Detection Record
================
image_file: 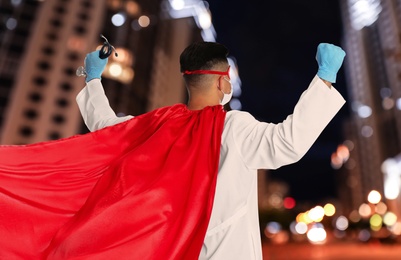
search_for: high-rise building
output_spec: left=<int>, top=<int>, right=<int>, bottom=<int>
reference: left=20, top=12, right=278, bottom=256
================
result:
left=0, top=0, right=42, bottom=138
left=339, top=0, right=401, bottom=216
left=0, top=0, right=232, bottom=144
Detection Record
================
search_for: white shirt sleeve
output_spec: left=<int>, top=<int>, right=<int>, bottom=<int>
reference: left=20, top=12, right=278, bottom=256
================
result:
left=227, top=75, right=346, bottom=170
left=76, top=79, right=134, bottom=132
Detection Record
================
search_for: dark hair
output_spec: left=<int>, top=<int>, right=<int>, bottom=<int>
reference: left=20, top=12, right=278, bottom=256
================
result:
left=180, top=42, right=229, bottom=87
left=180, top=41, right=229, bottom=73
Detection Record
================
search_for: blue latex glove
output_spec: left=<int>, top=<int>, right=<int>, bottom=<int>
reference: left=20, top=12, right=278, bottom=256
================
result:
left=316, top=43, right=346, bottom=83
left=84, top=50, right=108, bottom=82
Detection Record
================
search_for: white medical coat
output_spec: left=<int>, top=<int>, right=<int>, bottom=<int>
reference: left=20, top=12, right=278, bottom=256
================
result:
left=76, top=75, right=345, bottom=260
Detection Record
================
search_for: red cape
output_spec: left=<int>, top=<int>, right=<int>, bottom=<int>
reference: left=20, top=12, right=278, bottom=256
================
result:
left=0, top=104, right=226, bottom=259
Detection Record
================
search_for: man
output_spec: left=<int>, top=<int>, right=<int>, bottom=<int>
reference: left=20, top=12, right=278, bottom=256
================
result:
left=75, top=41, right=346, bottom=259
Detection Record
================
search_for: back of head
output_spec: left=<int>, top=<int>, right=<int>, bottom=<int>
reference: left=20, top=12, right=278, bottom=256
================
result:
left=180, top=42, right=229, bottom=88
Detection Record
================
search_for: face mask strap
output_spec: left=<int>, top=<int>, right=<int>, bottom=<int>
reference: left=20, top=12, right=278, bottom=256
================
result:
left=183, top=66, right=230, bottom=79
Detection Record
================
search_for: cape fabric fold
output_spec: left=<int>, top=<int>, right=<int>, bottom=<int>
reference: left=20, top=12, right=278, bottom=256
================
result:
left=0, top=104, right=226, bottom=260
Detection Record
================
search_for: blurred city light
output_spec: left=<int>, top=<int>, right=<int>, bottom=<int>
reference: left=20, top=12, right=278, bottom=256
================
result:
left=367, top=190, right=381, bottom=204
left=111, top=13, right=126, bottom=27
left=331, top=143, right=351, bottom=169
left=396, top=98, right=401, bottom=110
left=370, top=214, right=382, bottom=231
left=170, top=0, right=185, bottom=10
left=283, top=197, right=296, bottom=209
left=307, top=224, right=327, bottom=244
left=354, top=103, right=372, bottom=118
left=294, top=222, right=308, bottom=235
left=138, top=15, right=151, bottom=27
left=266, top=222, right=282, bottom=235
left=197, top=9, right=212, bottom=30
left=361, top=125, right=373, bottom=137
left=336, top=145, right=350, bottom=161
left=382, top=97, right=395, bottom=110
left=11, top=0, right=22, bottom=6
left=358, top=229, right=371, bottom=242
left=125, top=1, right=141, bottom=16
left=359, top=203, right=371, bottom=218
left=375, top=202, right=387, bottom=215
left=381, top=156, right=401, bottom=200
left=109, top=63, right=123, bottom=77
left=383, top=212, right=397, bottom=226
left=335, top=216, right=349, bottom=231
left=165, top=0, right=217, bottom=41
left=229, top=98, right=242, bottom=110
left=6, top=18, right=17, bottom=30
left=323, top=203, right=336, bottom=217
left=349, top=210, right=362, bottom=223
left=331, top=151, right=344, bottom=169
left=343, top=140, right=355, bottom=151
left=308, top=206, right=325, bottom=222
left=348, top=0, right=382, bottom=30
left=380, top=87, right=392, bottom=98
left=296, top=212, right=313, bottom=224
left=390, top=222, right=401, bottom=235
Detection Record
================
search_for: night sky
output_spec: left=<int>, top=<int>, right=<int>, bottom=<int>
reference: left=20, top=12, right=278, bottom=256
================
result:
left=208, top=0, right=350, bottom=204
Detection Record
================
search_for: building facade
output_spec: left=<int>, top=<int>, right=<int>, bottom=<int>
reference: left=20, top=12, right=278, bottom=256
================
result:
left=339, top=0, right=401, bottom=217
left=0, top=0, right=219, bottom=144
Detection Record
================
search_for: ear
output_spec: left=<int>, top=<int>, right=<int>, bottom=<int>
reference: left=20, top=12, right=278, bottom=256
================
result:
left=217, top=76, right=224, bottom=90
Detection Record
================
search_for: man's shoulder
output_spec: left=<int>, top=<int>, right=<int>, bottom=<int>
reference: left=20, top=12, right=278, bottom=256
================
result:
left=225, top=110, right=256, bottom=125
left=226, top=110, right=254, bottom=119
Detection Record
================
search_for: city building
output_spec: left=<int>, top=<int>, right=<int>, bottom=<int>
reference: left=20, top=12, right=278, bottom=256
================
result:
left=0, top=0, right=240, bottom=144
left=338, top=0, right=401, bottom=218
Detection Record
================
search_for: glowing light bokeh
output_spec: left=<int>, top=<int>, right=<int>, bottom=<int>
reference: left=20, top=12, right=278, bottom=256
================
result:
left=197, top=10, right=212, bottom=30
left=283, top=197, right=296, bottom=209
left=266, top=222, right=282, bottom=234
left=382, top=157, right=401, bottom=200
left=383, top=212, right=397, bottom=226
left=111, top=13, right=126, bottom=27
left=307, top=225, right=327, bottom=244
left=324, top=203, right=336, bottom=217
left=358, top=229, right=371, bottom=241
left=359, top=203, right=371, bottom=218
left=294, top=222, right=308, bottom=235
left=391, top=222, right=401, bottom=235
left=382, top=98, right=395, bottom=110
left=375, top=202, right=387, bottom=215
left=348, top=0, right=382, bottom=30
left=229, top=98, right=242, bottom=111
left=308, top=206, right=325, bottom=222
left=361, top=125, right=373, bottom=137
left=357, top=105, right=372, bottom=118
left=138, top=15, right=150, bottom=27
left=349, top=210, right=361, bottom=223
left=170, top=0, right=185, bottom=10
left=370, top=214, right=382, bottom=231
left=335, top=216, right=349, bottom=231
left=367, top=190, right=381, bottom=204
left=336, top=145, right=350, bottom=162
left=109, top=63, right=123, bottom=77
left=6, top=18, right=17, bottom=30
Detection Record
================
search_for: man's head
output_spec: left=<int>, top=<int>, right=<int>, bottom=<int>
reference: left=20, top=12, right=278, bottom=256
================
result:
left=180, top=42, right=233, bottom=109
left=180, top=41, right=229, bottom=88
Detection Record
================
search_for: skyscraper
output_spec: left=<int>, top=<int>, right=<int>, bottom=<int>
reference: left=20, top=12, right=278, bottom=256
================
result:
left=0, top=0, right=226, bottom=144
left=339, top=0, right=401, bottom=216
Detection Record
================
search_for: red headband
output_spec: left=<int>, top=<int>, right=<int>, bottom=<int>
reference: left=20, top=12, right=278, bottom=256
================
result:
left=183, top=66, right=230, bottom=79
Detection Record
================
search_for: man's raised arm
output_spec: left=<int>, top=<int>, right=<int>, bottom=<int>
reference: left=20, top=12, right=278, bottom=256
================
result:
left=76, top=51, right=133, bottom=132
